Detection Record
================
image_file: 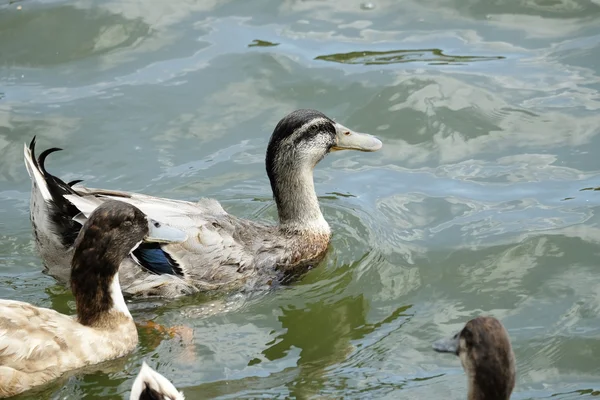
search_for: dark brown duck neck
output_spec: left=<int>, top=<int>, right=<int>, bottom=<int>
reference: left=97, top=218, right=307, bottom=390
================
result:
left=71, top=224, right=132, bottom=328
left=468, top=376, right=513, bottom=400
left=467, top=348, right=515, bottom=400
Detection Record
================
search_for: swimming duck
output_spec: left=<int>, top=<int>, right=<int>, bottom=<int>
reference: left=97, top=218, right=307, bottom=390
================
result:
left=433, top=316, right=516, bottom=400
left=130, top=361, right=184, bottom=400
left=24, top=109, right=382, bottom=298
left=0, top=200, right=185, bottom=398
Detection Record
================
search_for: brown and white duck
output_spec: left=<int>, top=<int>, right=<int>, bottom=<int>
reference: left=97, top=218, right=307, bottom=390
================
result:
left=0, top=200, right=185, bottom=398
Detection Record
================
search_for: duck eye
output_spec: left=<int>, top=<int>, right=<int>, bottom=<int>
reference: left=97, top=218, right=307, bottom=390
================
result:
left=344, top=131, right=350, bottom=136
left=154, top=221, right=161, bottom=228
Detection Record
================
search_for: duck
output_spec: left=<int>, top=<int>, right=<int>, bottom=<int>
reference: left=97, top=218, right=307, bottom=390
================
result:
left=24, top=109, right=383, bottom=298
left=130, top=361, right=184, bottom=400
left=0, top=200, right=186, bottom=398
left=432, top=316, right=516, bottom=400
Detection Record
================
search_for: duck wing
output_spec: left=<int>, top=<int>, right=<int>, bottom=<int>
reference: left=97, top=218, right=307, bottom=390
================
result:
left=67, top=187, right=226, bottom=229
left=64, top=190, right=267, bottom=291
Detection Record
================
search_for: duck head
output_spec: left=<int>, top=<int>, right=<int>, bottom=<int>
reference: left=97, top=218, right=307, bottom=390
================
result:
left=71, top=200, right=186, bottom=327
left=433, top=316, right=516, bottom=400
left=265, top=109, right=382, bottom=231
left=130, top=361, right=185, bottom=400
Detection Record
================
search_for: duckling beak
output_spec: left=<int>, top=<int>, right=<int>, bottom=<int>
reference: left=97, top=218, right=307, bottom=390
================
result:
left=331, top=122, right=383, bottom=152
left=433, top=333, right=460, bottom=355
left=146, top=218, right=188, bottom=243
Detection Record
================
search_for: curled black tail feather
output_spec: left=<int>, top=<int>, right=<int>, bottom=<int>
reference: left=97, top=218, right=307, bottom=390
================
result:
left=38, top=147, right=63, bottom=174
left=29, top=137, right=83, bottom=247
left=68, top=179, right=84, bottom=187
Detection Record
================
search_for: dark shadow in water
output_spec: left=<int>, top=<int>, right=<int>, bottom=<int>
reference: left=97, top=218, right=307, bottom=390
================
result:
left=248, top=39, right=279, bottom=47
left=551, top=388, right=600, bottom=397
left=561, top=186, right=600, bottom=201
left=326, top=191, right=357, bottom=198
left=315, top=49, right=505, bottom=66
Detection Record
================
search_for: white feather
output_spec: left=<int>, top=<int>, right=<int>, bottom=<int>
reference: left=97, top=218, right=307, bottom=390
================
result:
left=23, top=142, right=52, bottom=202
left=109, top=272, right=131, bottom=318
left=130, top=361, right=185, bottom=400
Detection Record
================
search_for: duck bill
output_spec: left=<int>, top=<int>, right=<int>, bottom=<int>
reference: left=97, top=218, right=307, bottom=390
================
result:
left=432, top=333, right=460, bottom=355
left=146, top=218, right=187, bottom=243
left=331, top=122, right=383, bottom=152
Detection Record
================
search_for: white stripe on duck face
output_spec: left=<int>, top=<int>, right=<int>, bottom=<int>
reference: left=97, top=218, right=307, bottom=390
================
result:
left=279, top=117, right=331, bottom=147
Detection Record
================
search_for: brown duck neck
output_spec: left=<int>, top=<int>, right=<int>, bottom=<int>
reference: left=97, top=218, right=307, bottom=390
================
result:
left=468, top=371, right=513, bottom=400
left=71, top=247, right=132, bottom=328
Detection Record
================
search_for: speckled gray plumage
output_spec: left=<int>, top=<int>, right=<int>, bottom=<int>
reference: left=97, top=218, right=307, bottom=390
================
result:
left=24, top=109, right=381, bottom=298
left=61, top=190, right=329, bottom=297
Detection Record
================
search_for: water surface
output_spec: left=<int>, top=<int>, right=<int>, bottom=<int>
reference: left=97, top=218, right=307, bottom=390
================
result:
left=1, top=0, right=600, bottom=398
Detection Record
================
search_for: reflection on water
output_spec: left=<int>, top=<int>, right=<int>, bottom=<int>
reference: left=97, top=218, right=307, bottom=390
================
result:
left=315, top=49, right=505, bottom=66
left=2, top=0, right=600, bottom=398
left=248, top=39, right=279, bottom=47
left=179, top=291, right=412, bottom=399
left=261, top=296, right=410, bottom=398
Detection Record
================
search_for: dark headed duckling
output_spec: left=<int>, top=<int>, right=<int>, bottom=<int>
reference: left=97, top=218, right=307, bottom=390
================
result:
left=433, top=316, right=516, bottom=400
left=0, top=200, right=185, bottom=398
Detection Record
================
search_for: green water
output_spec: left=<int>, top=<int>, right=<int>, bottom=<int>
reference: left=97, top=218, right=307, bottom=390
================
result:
left=1, top=0, right=600, bottom=398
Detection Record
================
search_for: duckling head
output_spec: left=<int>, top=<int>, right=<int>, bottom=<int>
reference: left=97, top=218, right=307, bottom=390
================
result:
left=266, top=109, right=382, bottom=229
left=130, top=361, right=185, bottom=400
left=71, top=200, right=186, bottom=326
left=433, top=316, right=516, bottom=400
